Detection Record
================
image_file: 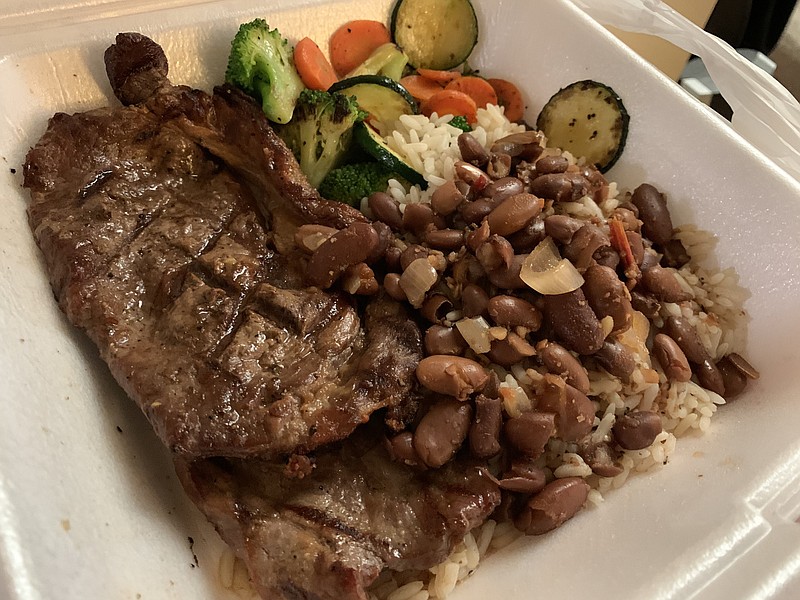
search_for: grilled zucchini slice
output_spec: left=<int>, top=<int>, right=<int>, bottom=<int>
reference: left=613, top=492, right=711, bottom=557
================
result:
left=390, top=0, right=478, bottom=70
left=536, top=80, right=629, bottom=173
left=329, top=75, right=418, bottom=126
left=353, top=121, right=428, bottom=188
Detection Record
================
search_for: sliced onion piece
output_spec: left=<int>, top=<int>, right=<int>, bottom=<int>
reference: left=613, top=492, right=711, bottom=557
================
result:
left=456, top=316, right=492, bottom=354
left=399, top=258, right=438, bottom=308
left=521, top=237, right=584, bottom=295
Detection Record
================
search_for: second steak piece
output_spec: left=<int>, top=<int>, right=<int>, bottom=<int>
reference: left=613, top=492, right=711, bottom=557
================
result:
left=177, top=425, right=501, bottom=600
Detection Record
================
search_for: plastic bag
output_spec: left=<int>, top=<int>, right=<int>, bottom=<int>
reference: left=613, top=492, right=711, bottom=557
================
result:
left=571, top=0, right=800, bottom=183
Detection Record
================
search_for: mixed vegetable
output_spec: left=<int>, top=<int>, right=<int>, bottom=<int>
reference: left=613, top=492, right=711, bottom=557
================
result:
left=223, top=0, right=629, bottom=205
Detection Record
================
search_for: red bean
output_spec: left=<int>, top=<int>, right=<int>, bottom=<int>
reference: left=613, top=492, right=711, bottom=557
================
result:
left=535, top=155, right=569, bottom=175
left=413, top=398, right=473, bottom=468
left=424, top=228, right=465, bottom=251
left=530, top=173, right=589, bottom=202
left=457, top=132, right=490, bottom=167
left=543, top=289, right=605, bottom=355
left=402, top=202, right=437, bottom=234
left=487, top=332, right=536, bottom=367
left=384, top=246, right=402, bottom=272
left=416, top=355, right=489, bottom=400
left=652, top=333, right=692, bottom=382
left=487, top=295, right=542, bottom=329
left=486, top=193, right=543, bottom=237
left=626, top=231, right=645, bottom=266
left=368, top=192, right=403, bottom=230
left=487, top=254, right=526, bottom=290
left=538, top=377, right=595, bottom=442
left=504, top=411, right=556, bottom=458
left=460, top=198, right=495, bottom=225
left=424, top=325, right=468, bottom=356
left=662, top=316, right=710, bottom=364
left=631, top=183, right=673, bottom=245
left=544, top=214, right=582, bottom=244
left=420, top=294, right=453, bottom=323
left=461, top=283, right=489, bottom=317
left=469, top=395, right=503, bottom=459
left=366, top=222, right=392, bottom=264
left=537, top=341, right=590, bottom=395
left=726, top=353, right=759, bottom=379
left=498, top=460, right=547, bottom=494
left=661, top=238, right=691, bottom=268
left=641, top=266, right=692, bottom=303
left=490, top=131, right=543, bottom=160
left=383, top=273, right=407, bottom=301
left=507, top=218, right=546, bottom=253
left=487, top=152, right=511, bottom=179
left=578, top=441, right=623, bottom=477
left=400, top=244, right=428, bottom=271
left=562, top=224, right=609, bottom=270
left=583, top=264, right=632, bottom=335
left=612, top=411, right=662, bottom=450
left=514, top=477, right=590, bottom=535
left=455, top=161, right=490, bottom=191
left=696, top=358, right=726, bottom=396
left=306, top=222, right=378, bottom=288
left=716, top=356, right=748, bottom=399
left=594, top=340, right=636, bottom=382
left=476, top=235, right=514, bottom=272
left=431, top=180, right=466, bottom=216
left=482, top=176, right=524, bottom=203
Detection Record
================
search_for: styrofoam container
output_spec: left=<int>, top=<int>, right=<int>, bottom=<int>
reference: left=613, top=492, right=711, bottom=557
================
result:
left=2, top=1, right=800, bottom=599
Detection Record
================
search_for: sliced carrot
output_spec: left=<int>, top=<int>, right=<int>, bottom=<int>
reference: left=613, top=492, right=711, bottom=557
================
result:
left=417, top=68, right=462, bottom=84
left=294, top=37, right=338, bottom=91
left=609, top=218, right=640, bottom=280
left=421, top=89, right=478, bottom=124
left=487, top=78, right=525, bottom=122
left=445, top=76, right=498, bottom=109
left=329, top=20, right=391, bottom=77
left=400, top=75, right=444, bottom=102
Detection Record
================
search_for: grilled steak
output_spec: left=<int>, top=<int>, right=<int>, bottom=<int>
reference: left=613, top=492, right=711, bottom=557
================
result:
left=22, top=33, right=500, bottom=600
left=177, top=425, right=500, bottom=600
left=22, top=33, right=421, bottom=459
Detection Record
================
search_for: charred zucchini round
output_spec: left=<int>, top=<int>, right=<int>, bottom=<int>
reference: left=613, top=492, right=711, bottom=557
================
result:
left=329, top=75, right=418, bottom=126
left=536, top=80, right=629, bottom=173
left=353, top=121, right=428, bottom=188
left=390, top=0, right=479, bottom=70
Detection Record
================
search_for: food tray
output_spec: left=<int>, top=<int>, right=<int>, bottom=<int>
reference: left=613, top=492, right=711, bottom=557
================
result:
left=2, top=0, right=800, bottom=598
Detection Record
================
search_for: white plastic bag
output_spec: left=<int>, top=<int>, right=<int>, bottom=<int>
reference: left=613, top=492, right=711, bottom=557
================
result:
left=571, top=0, right=800, bottom=183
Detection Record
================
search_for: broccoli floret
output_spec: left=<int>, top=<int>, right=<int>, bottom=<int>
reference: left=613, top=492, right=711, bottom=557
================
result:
left=279, top=90, right=368, bottom=188
left=449, top=115, right=472, bottom=132
left=318, top=162, right=398, bottom=206
left=225, top=19, right=304, bottom=125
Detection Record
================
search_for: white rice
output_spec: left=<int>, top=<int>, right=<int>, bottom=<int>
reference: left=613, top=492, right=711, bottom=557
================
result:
left=379, top=105, right=525, bottom=206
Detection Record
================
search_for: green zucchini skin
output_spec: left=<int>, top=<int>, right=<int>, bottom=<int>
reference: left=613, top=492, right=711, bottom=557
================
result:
left=390, top=0, right=479, bottom=70
left=536, top=80, right=629, bottom=173
left=354, top=122, right=428, bottom=189
left=328, top=75, right=418, bottom=125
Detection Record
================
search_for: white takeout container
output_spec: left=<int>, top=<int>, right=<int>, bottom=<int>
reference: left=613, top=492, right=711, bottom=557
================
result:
left=3, top=1, right=800, bottom=599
